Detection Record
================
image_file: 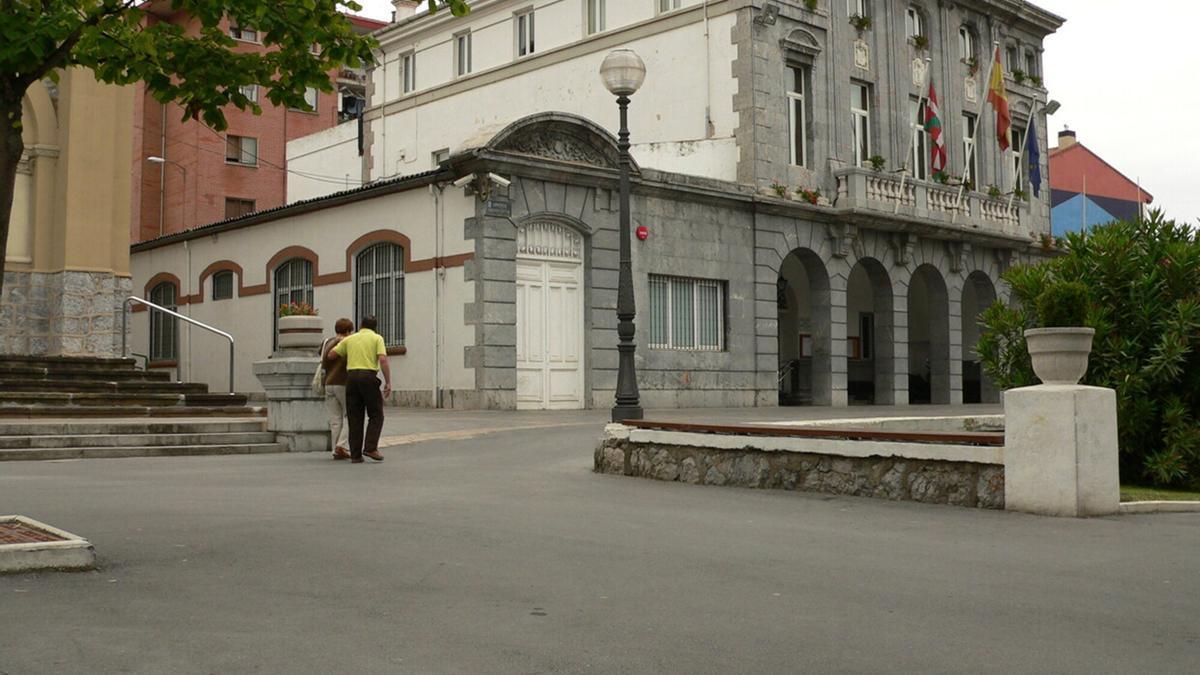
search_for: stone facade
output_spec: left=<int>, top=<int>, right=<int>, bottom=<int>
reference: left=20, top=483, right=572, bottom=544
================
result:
left=0, top=271, right=131, bottom=357
left=595, top=436, right=1005, bottom=510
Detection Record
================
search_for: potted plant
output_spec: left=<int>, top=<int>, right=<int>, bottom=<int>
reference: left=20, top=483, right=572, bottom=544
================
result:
left=769, top=180, right=788, bottom=198
left=277, top=302, right=323, bottom=350
left=849, top=13, right=871, bottom=31
left=964, top=56, right=979, bottom=76
left=1029, top=74, right=1043, bottom=87
left=911, top=34, right=929, bottom=50
left=1024, top=281, right=1094, bottom=385
left=793, top=187, right=822, bottom=205
left=867, top=155, right=886, bottom=172
left=1011, top=68, right=1027, bottom=85
left=987, top=184, right=1003, bottom=199
left=803, top=0, right=818, bottom=10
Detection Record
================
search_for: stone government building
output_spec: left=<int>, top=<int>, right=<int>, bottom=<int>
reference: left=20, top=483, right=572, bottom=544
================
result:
left=128, top=0, right=1064, bottom=409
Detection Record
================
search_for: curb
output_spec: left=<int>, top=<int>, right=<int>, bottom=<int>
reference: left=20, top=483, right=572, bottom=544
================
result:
left=1119, top=500, right=1200, bottom=514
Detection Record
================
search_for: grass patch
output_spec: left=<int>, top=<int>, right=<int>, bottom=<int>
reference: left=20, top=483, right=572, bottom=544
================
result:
left=1120, top=485, right=1200, bottom=502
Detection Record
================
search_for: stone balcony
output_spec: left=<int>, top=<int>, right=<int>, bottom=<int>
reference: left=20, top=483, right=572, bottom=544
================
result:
left=833, top=167, right=1031, bottom=240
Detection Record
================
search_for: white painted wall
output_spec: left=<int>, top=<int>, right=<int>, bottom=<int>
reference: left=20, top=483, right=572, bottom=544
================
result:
left=286, top=122, right=363, bottom=203
left=131, top=185, right=477, bottom=396
left=370, top=1, right=739, bottom=182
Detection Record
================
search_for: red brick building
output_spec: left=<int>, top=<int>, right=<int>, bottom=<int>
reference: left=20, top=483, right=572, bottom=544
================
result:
left=130, top=5, right=384, bottom=243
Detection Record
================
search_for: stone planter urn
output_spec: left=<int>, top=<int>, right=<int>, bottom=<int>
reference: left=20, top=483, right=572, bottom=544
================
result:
left=277, top=315, right=323, bottom=350
left=1024, top=327, right=1095, bottom=385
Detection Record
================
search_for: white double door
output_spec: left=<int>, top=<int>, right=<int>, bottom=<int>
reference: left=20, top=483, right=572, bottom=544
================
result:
left=515, top=227, right=585, bottom=409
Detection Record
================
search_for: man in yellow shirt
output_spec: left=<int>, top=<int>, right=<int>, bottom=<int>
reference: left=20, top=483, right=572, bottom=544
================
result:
left=329, top=315, right=392, bottom=463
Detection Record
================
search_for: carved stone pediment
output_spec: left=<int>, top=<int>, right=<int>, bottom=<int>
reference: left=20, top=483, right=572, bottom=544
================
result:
left=489, top=114, right=628, bottom=172
left=782, top=29, right=822, bottom=64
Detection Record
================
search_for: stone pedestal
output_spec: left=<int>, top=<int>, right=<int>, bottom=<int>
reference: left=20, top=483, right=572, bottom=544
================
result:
left=1004, top=384, right=1119, bottom=517
left=253, top=350, right=328, bottom=453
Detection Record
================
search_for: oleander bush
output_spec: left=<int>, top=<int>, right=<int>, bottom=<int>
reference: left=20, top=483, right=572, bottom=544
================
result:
left=977, top=212, right=1200, bottom=488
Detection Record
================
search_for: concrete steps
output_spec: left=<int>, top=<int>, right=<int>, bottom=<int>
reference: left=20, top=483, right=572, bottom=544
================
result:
left=0, top=419, right=284, bottom=461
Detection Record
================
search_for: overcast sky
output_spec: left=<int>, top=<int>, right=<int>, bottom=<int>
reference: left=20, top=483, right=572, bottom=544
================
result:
left=353, top=0, right=1200, bottom=224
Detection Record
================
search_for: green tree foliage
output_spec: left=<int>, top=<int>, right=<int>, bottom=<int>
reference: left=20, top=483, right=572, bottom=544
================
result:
left=978, top=212, right=1200, bottom=488
left=0, top=0, right=468, bottom=296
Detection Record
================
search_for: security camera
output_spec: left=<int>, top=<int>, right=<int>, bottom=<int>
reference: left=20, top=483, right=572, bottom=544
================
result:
left=451, top=174, right=474, bottom=188
left=486, top=173, right=511, bottom=189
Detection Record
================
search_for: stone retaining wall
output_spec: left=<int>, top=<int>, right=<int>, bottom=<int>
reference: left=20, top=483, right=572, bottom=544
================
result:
left=595, top=437, right=1005, bottom=509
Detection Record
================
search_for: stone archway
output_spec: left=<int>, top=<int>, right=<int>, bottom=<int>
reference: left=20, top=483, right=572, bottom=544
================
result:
left=907, top=264, right=951, bottom=404
left=777, top=248, right=831, bottom=405
left=846, top=257, right=895, bottom=405
left=961, top=270, right=999, bottom=404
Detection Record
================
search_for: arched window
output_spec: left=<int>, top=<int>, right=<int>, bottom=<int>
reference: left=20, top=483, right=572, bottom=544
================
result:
left=273, top=258, right=314, bottom=348
left=355, top=243, right=405, bottom=346
left=149, top=282, right=178, bottom=361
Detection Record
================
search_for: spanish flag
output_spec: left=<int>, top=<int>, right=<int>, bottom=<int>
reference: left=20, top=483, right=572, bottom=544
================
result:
left=987, top=45, right=1011, bottom=151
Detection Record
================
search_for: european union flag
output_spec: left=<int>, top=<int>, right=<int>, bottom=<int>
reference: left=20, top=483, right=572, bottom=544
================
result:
left=1026, top=116, right=1041, bottom=197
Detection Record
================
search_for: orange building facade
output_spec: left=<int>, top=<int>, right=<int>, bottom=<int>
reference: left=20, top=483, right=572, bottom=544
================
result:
left=130, top=6, right=384, bottom=243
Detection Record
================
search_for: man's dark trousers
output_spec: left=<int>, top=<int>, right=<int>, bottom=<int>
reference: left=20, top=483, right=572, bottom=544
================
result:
left=346, top=370, right=384, bottom=460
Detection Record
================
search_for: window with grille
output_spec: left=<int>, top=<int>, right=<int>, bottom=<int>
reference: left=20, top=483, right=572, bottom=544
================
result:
left=851, top=82, right=872, bottom=167
left=355, top=243, right=405, bottom=347
left=212, top=271, right=234, bottom=301
left=516, top=10, right=535, bottom=57
left=788, top=67, right=809, bottom=168
left=648, top=275, right=724, bottom=351
left=909, top=96, right=929, bottom=180
left=273, top=258, right=314, bottom=349
left=225, top=135, right=258, bottom=165
left=149, top=282, right=178, bottom=361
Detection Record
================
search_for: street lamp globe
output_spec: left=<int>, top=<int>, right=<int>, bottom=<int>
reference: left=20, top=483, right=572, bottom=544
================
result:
left=599, top=49, right=646, bottom=97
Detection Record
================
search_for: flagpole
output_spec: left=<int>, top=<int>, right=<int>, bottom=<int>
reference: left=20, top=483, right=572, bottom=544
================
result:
left=1136, top=177, right=1143, bottom=219
left=894, top=56, right=933, bottom=214
left=952, top=40, right=1000, bottom=224
left=1081, top=174, right=1087, bottom=229
left=1006, top=102, right=1038, bottom=212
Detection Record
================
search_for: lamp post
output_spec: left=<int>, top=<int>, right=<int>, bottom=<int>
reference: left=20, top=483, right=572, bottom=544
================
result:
left=146, top=155, right=188, bottom=236
left=600, top=49, right=646, bottom=423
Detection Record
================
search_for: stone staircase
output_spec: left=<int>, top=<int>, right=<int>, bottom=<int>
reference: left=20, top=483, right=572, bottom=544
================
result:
left=0, top=355, right=283, bottom=460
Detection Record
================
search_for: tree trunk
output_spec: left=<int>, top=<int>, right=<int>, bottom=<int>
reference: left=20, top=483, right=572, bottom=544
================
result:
left=0, top=94, right=26, bottom=300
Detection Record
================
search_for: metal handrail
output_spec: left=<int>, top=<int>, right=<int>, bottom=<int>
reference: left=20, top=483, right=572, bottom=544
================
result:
left=121, top=296, right=235, bottom=393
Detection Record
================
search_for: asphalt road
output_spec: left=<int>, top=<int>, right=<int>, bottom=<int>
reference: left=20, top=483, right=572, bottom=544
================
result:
left=1, top=408, right=1197, bottom=674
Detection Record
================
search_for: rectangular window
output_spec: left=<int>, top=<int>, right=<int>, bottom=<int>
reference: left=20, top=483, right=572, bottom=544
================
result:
left=356, top=244, right=406, bottom=347
left=224, top=197, right=256, bottom=219
left=587, top=0, right=606, bottom=34
left=788, top=67, right=808, bottom=168
left=962, top=112, right=978, bottom=187
left=847, top=0, right=866, bottom=16
left=432, top=148, right=450, bottom=167
left=516, top=10, right=535, bottom=57
left=149, top=283, right=178, bottom=362
left=225, top=135, right=258, bottom=166
left=905, top=7, right=924, bottom=39
left=229, top=26, right=257, bottom=42
left=291, top=87, right=318, bottom=112
left=958, top=26, right=975, bottom=62
left=648, top=275, right=724, bottom=351
left=851, top=82, right=872, bottom=167
left=1005, top=45, right=1019, bottom=74
left=1024, top=50, right=1038, bottom=77
left=859, top=313, right=874, bottom=360
left=238, top=84, right=257, bottom=103
left=456, top=32, right=472, bottom=76
left=659, top=0, right=681, bottom=12
left=401, top=52, right=416, bottom=93
left=212, top=271, right=234, bottom=301
left=1011, top=126, right=1026, bottom=192
left=909, top=96, right=929, bottom=180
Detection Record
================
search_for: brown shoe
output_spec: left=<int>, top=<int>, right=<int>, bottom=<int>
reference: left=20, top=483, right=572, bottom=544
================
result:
left=332, top=447, right=351, bottom=460
left=350, top=457, right=364, bottom=464
left=363, top=450, right=384, bottom=462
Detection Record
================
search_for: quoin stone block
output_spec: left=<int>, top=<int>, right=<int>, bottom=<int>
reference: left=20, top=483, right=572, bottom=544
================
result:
left=1003, top=385, right=1120, bottom=517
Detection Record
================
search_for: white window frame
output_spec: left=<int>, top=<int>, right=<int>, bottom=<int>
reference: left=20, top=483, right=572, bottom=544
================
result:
left=455, top=31, right=472, bottom=77
left=847, top=0, right=866, bottom=17
left=962, top=112, right=978, bottom=187
left=905, top=7, right=924, bottom=40
left=225, top=135, right=258, bottom=166
left=149, top=282, right=178, bottom=361
left=851, top=82, right=872, bottom=167
left=229, top=26, right=258, bottom=43
left=586, top=0, right=606, bottom=34
left=1024, top=49, right=1038, bottom=77
left=1005, top=44, right=1019, bottom=74
left=909, top=96, right=929, bottom=181
left=648, top=275, right=725, bottom=352
left=958, top=26, right=975, bottom=62
left=238, top=84, right=257, bottom=103
left=355, top=243, right=406, bottom=347
left=787, top=66, right=808, bottom=168
left=432, top=148, right=450, bottom=168
left=290, top=86, right=318, bottom=113
left=659, top=0, right=681, bottom=14
left=401, top=52, right=416, bottom=94
left=516, top=9, right=536, bottom=58
left=1011, top=125, right=1026, bottom=192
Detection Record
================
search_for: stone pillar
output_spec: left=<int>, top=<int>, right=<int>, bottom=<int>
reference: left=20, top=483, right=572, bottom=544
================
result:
left=1004, top=385, right=1120, bottom=517
left=947, top=289, right=964, bottom=405
left=253, top=335, right=329, bottom=453
left=889, top=283, right=910, bottom=406
left=827, top=279, right=848, bottom=407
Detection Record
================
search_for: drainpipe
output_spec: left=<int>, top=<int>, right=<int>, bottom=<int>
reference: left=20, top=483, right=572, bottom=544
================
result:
left=159, top=103, right=167, bottom=237
left=703, top=0, right=714, bottom=138
left=431, top=181, right=445, bottom=408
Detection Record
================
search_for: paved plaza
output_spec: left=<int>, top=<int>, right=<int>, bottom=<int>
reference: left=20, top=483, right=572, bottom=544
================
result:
left=1, top=407, right=1197, bottom=673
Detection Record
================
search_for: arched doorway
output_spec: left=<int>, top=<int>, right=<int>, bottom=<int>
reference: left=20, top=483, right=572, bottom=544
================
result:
left=846, top=257, right=895, bottom=404
left=961, top=271, right=999, bottom=403
left=777, top=249, right=830, bottom=405
left=907, top=264, right=950, bottom=404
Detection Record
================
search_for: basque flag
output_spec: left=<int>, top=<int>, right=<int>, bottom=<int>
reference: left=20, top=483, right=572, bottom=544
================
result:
left=1025, top=115, right=1041, bottom=197
left=924, top=82, right=947, bottom=180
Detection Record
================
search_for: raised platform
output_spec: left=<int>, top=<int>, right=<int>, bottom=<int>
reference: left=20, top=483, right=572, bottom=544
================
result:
left=0, top=515, right=95, bottom=574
